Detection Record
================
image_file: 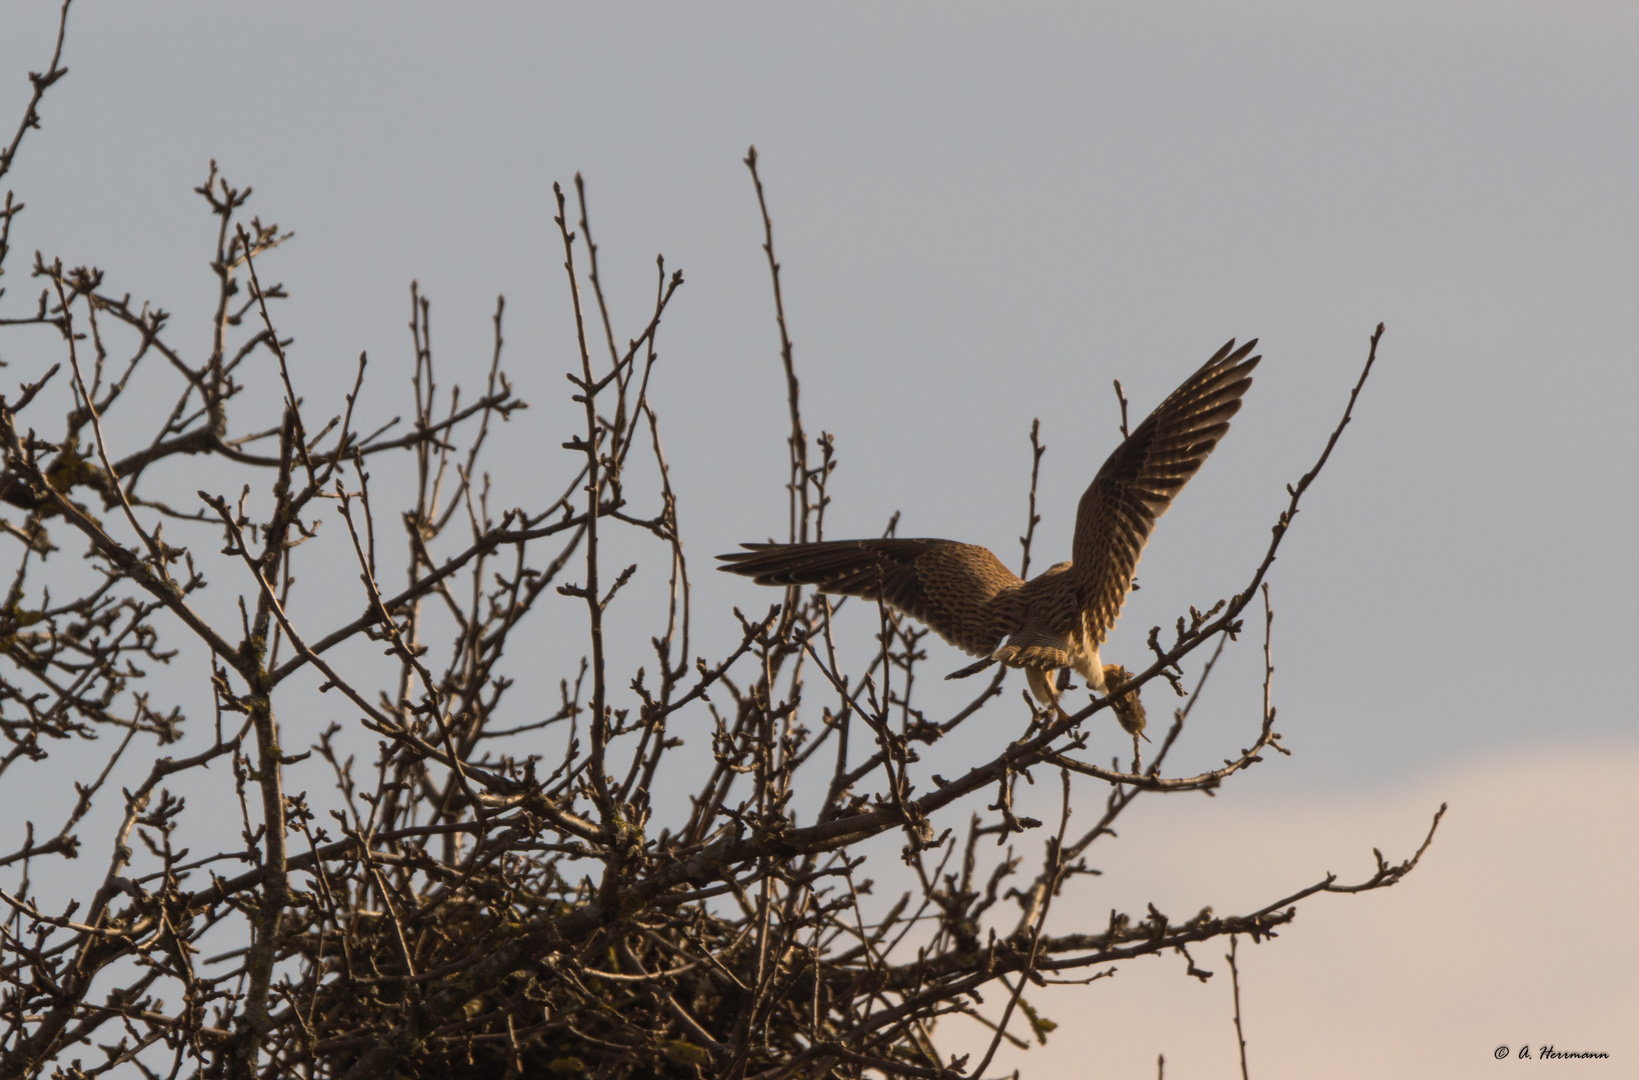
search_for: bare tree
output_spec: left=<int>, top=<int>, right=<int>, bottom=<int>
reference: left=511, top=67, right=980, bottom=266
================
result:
left=0, top=8, right=1440, bottom=1079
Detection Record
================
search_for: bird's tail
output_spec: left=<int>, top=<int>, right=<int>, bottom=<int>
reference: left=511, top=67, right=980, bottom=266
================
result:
left=946, top=643, right=1021, bottom=681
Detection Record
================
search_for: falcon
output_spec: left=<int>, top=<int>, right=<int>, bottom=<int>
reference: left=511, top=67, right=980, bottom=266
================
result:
left=718, top=339, right=1260, bottom=736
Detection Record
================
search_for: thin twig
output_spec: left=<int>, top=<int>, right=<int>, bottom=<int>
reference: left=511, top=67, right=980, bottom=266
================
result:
left=1228, top=935, right=1250, bottom=1080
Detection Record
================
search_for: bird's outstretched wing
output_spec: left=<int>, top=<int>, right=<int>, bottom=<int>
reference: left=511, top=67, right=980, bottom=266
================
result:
left=716, top=538, right=1023, bottom=657
left=1071, top=338, right=1260, bottom=644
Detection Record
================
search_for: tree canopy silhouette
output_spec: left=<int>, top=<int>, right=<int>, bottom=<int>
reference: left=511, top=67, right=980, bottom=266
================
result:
left=0, top=7, right=1439, bottom=1079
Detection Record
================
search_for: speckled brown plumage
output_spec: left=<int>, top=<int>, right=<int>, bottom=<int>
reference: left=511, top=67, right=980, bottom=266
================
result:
left=718, top=338, right=1260, bottom=733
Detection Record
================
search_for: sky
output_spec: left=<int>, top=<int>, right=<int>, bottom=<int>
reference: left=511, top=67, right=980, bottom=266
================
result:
left=2, top=2, right=1635, bottom=1075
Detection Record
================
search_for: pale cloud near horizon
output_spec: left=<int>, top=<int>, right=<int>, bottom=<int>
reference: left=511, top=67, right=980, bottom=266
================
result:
left=945, top=742, right=1639, bottom=1077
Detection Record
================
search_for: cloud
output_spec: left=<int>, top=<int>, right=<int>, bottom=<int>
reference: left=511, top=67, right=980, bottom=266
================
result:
left=943, top=742, right=1639, bottom=1078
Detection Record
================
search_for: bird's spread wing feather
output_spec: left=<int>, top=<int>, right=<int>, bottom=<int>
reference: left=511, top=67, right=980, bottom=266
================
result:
left=716, top=538, right=1023, bottom=657
left=1071, top=338, right=1260, bottom=643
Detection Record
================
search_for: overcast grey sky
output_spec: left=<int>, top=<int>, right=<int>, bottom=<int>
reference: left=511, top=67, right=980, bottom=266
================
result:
left=3, top=3, right=1635, bottom=1074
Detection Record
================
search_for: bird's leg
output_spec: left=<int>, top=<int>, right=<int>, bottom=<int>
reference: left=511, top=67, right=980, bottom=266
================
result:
left=1025, top=666, right=1073, bottom=723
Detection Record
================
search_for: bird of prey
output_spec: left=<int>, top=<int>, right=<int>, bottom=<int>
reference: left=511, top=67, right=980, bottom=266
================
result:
left=717, top=339, right=1260, bottom=736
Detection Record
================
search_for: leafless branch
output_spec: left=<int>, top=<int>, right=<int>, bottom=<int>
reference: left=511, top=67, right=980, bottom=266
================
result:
left=0, top=30, right=1427, bottom=1077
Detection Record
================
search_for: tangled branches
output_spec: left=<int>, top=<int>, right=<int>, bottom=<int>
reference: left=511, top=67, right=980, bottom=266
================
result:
left=0, top=12, right=1439, bottom=1079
